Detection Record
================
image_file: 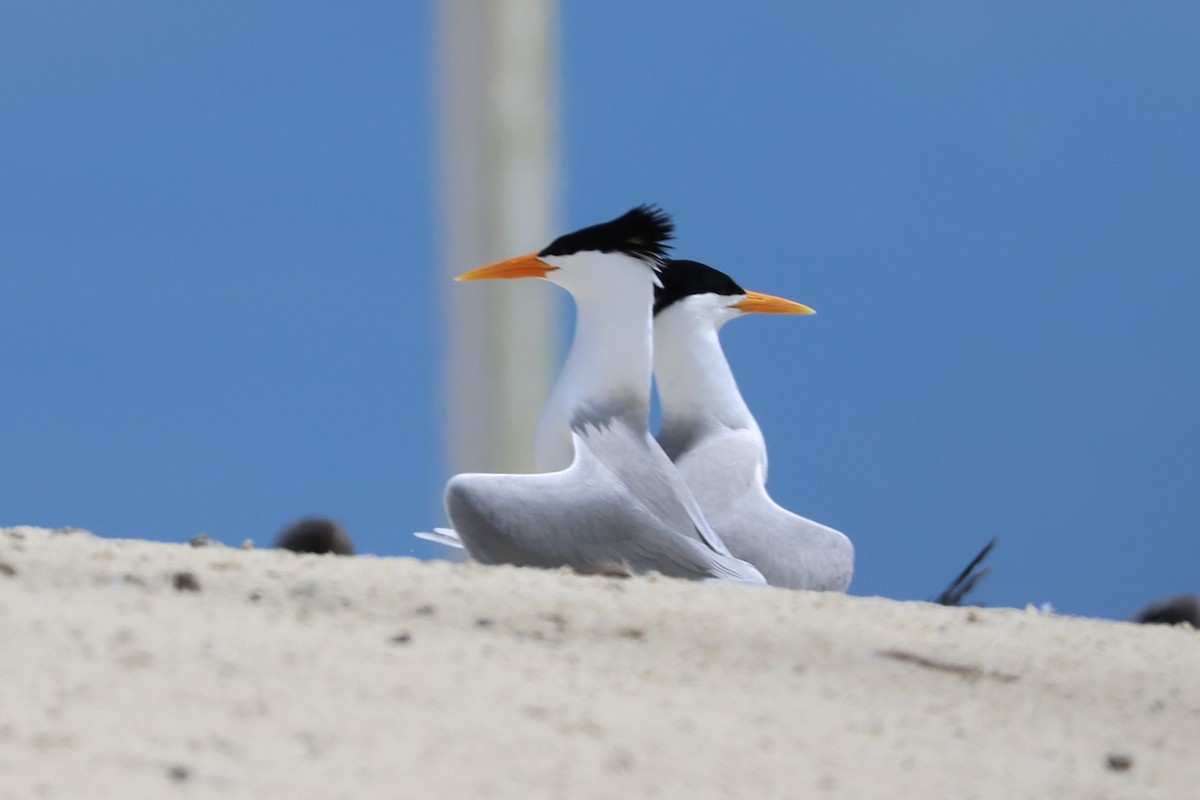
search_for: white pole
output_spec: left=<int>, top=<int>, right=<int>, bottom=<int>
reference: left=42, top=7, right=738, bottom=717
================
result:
left=435, top=0, right=561, bottom=477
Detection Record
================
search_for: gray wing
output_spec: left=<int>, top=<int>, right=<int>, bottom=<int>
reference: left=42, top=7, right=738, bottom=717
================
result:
left=673, top=428, right=852, bottom=591
left=444, top=417, right=764, bottom=584
left=714, top=483, right=854, bottom=591
left=575, top=411, right=737, bottom=559
left=668, top=427, right=766, bottom=517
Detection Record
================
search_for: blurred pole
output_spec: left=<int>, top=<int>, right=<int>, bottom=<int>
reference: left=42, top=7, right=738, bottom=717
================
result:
left=435, top=0, right=561, bottom=476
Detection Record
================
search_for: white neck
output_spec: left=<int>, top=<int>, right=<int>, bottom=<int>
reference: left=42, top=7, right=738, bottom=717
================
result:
left=654, top=301, right=760, bottom=439
left=534, top=256, right=655, bottom=472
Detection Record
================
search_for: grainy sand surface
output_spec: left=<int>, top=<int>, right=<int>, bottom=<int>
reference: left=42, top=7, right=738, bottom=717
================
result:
left=1, top=526, right=1196, bottom=799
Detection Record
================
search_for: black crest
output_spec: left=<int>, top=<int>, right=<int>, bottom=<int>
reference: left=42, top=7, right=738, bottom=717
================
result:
left=538, top=205, right=674, bottom=265
left=653, top=259, right=746, bottom=316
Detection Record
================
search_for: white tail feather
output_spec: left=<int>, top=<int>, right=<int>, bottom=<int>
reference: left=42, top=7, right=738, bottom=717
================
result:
left=413, top=527, right=464, bottom=549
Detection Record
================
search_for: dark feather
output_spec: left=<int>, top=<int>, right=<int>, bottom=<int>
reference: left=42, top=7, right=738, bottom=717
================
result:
left=539, top=205, right=673, bottom=265
left=933, top=537, right=996, bottom=606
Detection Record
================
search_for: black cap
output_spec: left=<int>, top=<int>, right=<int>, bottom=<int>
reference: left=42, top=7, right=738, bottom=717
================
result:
left=653, top=259, right=745, bottom=316
left=539, top=205, right=673, bottom=265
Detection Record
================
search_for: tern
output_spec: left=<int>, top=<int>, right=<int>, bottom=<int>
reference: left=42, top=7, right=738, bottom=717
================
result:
left=652, top=259, right=854, bottom=591
left=441, top=206, right=766, bottom=584
left=420, top=256, right=852, bottom=590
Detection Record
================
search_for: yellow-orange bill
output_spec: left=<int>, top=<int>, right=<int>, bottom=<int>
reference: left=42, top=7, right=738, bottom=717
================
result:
left=455, top=252, right=556, bottom=282
left=734, top=290, right=815, bottom=315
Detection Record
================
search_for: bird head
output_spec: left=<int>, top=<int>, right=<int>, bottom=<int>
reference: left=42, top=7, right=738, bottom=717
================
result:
left=653, top=259, right=814, bottom=330
left=456, top=205, right=674, bottom=296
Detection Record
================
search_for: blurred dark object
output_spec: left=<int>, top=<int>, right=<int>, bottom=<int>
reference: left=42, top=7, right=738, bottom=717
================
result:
left=172, top=571, right=201, bottom=591
left=275, top=517, right=354, bottom=556
left=1132, top=594, right=1199, bottom=628
left=933, top=538, right=996, bottom=607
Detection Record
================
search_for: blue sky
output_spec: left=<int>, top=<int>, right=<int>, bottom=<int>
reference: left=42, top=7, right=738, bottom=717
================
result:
left=2, top=3, right=1197, bottom=619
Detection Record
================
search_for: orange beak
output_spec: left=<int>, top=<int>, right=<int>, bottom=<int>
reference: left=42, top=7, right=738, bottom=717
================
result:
left=733, top=290, right=815, bottom=315
left=455, top=252, right=557, bottom=282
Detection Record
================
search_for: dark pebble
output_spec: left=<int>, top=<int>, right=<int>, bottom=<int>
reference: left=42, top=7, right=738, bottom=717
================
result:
left=1106, top=753, right=1133, bottom=772
left=172, top=571, right=201, bottom=592
left=275, top=517, right=354, bottom=556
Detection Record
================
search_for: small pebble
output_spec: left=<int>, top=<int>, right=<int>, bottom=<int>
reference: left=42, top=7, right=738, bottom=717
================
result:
left=0, top=563, right=16, bottom=577
left=1106, top=753, right=1133, bottom=772
left=172, top=571, right=201, bottom=592
left=167, top=764, right=190, bottom=781
left=290, top=580, right=320, bottom=599
left=189, top=534, right=217, bottom=548
left=391, top=632, right=412, bottom=644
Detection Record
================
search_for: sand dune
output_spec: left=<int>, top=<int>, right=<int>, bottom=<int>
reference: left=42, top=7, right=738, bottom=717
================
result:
left=0, top=526, right=1195, bottom=799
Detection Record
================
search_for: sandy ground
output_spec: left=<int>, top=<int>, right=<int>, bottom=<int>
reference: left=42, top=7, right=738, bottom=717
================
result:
left=0, top=526, right=1196, bottom=799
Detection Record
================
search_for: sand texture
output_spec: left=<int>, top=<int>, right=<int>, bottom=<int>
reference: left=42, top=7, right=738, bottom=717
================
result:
left=0, top=526, right=1196, bottom=799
